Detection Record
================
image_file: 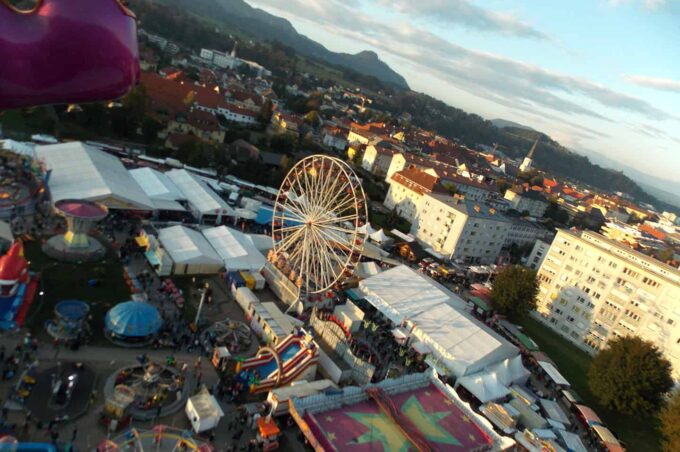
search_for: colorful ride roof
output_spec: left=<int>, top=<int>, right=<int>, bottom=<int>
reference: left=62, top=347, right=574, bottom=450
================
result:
left=105, top=301, right=162, bottom=337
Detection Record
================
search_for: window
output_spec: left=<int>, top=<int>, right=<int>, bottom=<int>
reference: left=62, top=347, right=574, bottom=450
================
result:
left=566, top=316, right=575, bottom=323
left=668, top=319, right=675, bottom=326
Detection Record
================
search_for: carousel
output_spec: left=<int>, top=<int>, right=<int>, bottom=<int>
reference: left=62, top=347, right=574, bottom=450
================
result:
left=44, top=300, right=90, bottom=343
left=201, top=319, right=254, bottom=356
left=104, top=360, right=186, bottom=422
left=97, top=425, right=214, bottom=451
left=43, top=199, right=109, bottom=262
left=104, top=301, right=162, bottom=347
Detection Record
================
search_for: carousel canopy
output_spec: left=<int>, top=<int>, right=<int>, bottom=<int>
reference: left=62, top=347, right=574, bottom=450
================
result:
left=105, top=301, right=162, bottom=337
left=55, top=300, right=90, bottom=321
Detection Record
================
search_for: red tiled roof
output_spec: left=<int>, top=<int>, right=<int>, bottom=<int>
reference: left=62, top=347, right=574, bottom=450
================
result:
left=187, top=109, right=220, bottom=131
left=166, top=133, right=200, bottom=148
left=639, top=224, right=667, bottom=240
left=391, top=168, right=439, bottom=195
left=141, top=72, right=194, bottom=117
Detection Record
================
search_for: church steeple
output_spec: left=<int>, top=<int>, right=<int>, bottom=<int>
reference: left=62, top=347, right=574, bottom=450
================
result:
left=520, top=138, right=538, bottom=172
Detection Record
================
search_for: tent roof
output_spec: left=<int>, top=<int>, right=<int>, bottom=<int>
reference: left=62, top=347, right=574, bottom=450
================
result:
left=539, top=398, right=571, bottom=426
left=538, top=360, right=570, bottom=387
left=105, top=302, right=162, bottom=337
left=574, top=404, right=603, bottom=427
left=129, top=167, right=184, bottom=201
left=246, top=233, right=274, bottom=253
left=369, top=229, right=390, bottom=243
left=0, top=139, right=35, bottom=158
left=188, top=391, right=224, bottom=419
left=159, top=226, right=223, bottom=265
left=37, top=142, right=154, bottom=210
left=457, top=372, right=510, bottom=403
left=203, top=226, right=266, bottom=271
left=166, top=169, right=233, bottom=216
left=359, top=265, right=517, bottom=377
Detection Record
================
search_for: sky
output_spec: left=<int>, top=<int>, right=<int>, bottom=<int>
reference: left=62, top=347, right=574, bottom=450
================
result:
left=245, top=0, right=680, bottom=183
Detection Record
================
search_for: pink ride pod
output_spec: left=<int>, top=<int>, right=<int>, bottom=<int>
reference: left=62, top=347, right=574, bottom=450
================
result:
left=0, top=0, right=140, bottom=109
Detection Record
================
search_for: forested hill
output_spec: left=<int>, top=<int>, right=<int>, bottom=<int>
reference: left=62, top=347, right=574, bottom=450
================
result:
left=384, top=91, right=674, bottom=211
left=151, top=0, right=409, bottom=89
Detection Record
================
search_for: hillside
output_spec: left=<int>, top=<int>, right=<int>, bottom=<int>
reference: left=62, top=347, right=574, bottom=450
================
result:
left=154, top=0, right=409, bottom=89
left=491, top=118, right=534, bottom=131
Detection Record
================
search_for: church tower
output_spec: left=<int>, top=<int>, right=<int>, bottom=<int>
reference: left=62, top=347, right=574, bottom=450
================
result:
left=520, top=139, right=538, bottom=172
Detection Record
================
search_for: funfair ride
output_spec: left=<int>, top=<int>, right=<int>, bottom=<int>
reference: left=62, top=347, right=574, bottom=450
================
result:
left=270, top=155, right=368, bottom=306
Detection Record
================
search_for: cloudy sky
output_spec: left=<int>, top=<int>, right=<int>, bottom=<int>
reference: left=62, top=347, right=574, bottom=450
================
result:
left=246, top=0, right=680, bottom=182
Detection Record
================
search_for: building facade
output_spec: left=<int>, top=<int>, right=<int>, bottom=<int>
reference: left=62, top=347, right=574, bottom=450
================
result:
left=412, top=194, right=510, bottom=264
left=504, top=190, right=549, bottom=218
left=533, top=229, right=680, bottom=378
left=525, top=239, right=551, bottom=270
left=383, top=168, right=439, bottom=221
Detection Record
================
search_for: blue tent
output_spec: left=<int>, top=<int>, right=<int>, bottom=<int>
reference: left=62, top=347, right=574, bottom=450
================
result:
left=105, top=301, right=162, bottom=337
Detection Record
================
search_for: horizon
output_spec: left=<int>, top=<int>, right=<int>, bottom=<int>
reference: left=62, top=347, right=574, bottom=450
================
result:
left=245, top=0, right=680, bottom=191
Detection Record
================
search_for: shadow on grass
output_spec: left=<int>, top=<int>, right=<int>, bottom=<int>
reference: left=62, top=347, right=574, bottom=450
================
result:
left=518, top=316, right=661, bottom=452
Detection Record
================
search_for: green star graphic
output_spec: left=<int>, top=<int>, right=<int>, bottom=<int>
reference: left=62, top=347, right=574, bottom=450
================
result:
left=346, top=395, right=461, bottom=450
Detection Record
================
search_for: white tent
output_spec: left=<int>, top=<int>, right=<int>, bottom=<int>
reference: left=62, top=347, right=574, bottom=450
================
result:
left=203, top=226, right=266, bottom=271
left=369, top=229, right=391, bottom=244
left=158, top=226, right=223, bottom=275
left=457, top=372, right=510, bottom=403
left=538, top=361, right=570, bottom=387
left=186, top=388, right=224, bottom=433
left=166, top=169, right=234, bottom=221
left=358, top=223, right=377, bottom=235
left=359, top=265, right=518, bottom=377
left=37, top=142, right=154, bottom=210
left=247, top=234, right=274, bottom=253
left=129, top=167, right=183, bottom=201
left=0, top=139, right=35, bottom=158
left=354, top=262, right=382, bottom=279
left=489, top=355, right=531, bottom=387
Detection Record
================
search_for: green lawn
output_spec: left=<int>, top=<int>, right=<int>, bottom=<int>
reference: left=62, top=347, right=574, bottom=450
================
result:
left=518, top=316, right=661, bottom=451
left=23, top=241, right=131, bottom=345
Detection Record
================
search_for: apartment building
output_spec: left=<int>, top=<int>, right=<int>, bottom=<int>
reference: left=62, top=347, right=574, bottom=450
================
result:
left=383, top=168, right=440, bottom=221
left=504, top=189, right=549, bottom=218
left=533, top=229, right=680, bottom=378
left=411, top=194, right=511, bottom=264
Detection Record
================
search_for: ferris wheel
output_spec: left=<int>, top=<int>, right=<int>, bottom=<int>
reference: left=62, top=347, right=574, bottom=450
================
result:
left=271, top=155, right=368, bottom=297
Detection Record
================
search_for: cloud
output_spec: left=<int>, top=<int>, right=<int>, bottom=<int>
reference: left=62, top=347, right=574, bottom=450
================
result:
left=371, top=0, right=550, bottom=40
left=247, top=0, right=673, bottom=123
left=608, top=0, right=667, bottom=9
left=625, top=75, right=680, bottom=93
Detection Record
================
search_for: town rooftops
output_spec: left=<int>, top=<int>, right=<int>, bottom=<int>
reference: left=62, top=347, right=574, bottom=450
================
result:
left=390, top=168, right=440, bottom=195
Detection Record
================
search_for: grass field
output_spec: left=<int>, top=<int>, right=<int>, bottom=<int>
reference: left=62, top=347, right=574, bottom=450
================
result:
left=518, top=316, right=661, bottom=451
left=23, top=240, right=131, bottom=345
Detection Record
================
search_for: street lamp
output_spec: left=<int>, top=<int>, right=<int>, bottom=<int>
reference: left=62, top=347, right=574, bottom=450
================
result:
left=194, top=282, right=209, bottom=327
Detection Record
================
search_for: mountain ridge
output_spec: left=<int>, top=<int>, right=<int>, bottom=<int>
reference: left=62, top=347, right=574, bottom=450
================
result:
left=158, top=0, right=409, bottom=89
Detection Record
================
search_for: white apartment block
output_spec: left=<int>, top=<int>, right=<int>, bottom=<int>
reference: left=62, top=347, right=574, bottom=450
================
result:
left=412, top=194, right=510, bottom=264
left=525, top=239, right=551, bottom=270
left=505, top=219, right=552, bottom=248
left=533, top=229, right=680, bottom=378
left=384, top=168, right=439, bottom=221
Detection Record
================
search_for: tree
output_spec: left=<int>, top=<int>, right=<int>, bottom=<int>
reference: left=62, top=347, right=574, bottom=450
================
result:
left=141, top=117, right=163, bottom=144
left=589, top=336, right=673, bottom=415
left=660, top=391, right=680, bottom=452
left=258, top=99, right=274, bottom=125
left=490, top=266, right=538, bottom=319
left=442, top=183, right=459, bottom=196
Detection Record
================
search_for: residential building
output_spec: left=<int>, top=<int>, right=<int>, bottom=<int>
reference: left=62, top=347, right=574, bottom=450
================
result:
left=533, top=229, right=680, bottom=378
left=504, top=189, right=549, bottom=217
left=321, top=127, right=348, bottom=152
left=271, top=112, right=303, bottom=136
left=164, top=109, right=225, bottom=144
left=384, top=168, right=440, bottom=220
left=525, top=239, right=551, bottom=270
left=412, top=194, right=511, bottom=264
left=218, top=103, right=259, bottom=126
left=505, top=219, right=552, bottom=248
left=440, top=173, right=498, bottom=202
left=361, top=144, right=398, bottom=175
